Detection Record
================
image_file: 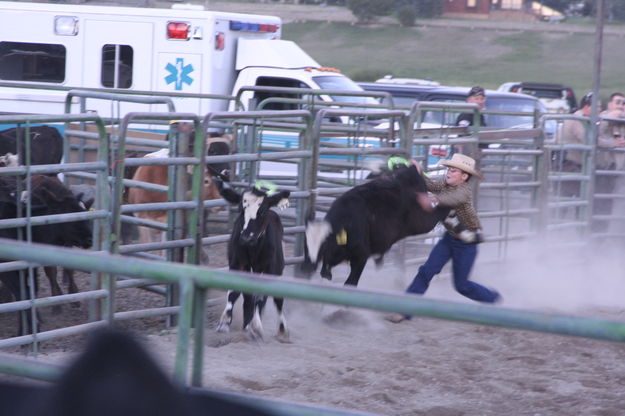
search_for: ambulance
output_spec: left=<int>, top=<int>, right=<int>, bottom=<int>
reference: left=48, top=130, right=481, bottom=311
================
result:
left=0, top=1, right=372, bottom=118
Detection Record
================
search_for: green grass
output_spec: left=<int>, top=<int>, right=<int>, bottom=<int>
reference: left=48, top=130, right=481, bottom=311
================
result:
left=283, top=21, right=625, bottom=101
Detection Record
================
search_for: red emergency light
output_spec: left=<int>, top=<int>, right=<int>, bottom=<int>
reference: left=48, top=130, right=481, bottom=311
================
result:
left=431, top=147, right=448, bottom=157
left=167, top=22, right=190, bottom=40
left=229, top=21, right=278, bottom=33
left=215, top=32, right=225, bottom=51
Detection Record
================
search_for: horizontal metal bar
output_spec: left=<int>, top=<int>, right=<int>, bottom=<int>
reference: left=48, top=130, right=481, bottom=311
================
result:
left=0, top=320, right=107, bottom=350
left=548, top=200, right=590, bottom=208
left=547, top=222, right=588, bottom=231
left=0, top=113, right=102, bottom=124
left=480, top=181, right=541, bottom=189
left=0, top=161, right=107, bottom=176
left=65, top=129, right=101, bottom=140
left=480, top=128, right=542, bottom=140
left=0, top=210, right=107, bottom=230
left=121, top=201, right=197, bottom=213
left=122, top=157, right=201, bottom=167
left=479, top=208, right=540, bottom=217
left=317, top=147, right=405, bottom=156
left=1, top=239, right=625, bottom=345
left=118, top=238, right=195, bottom=254
left=0, top=260, right=38, bottom=272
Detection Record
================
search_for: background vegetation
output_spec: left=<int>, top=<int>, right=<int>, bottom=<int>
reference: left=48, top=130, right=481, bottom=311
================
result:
left=283, top=21, right=625, bottom=100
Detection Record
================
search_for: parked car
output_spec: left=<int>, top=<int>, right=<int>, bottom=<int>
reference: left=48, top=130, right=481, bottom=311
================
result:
left=373, top=74, right=441, bottom=87
left=497, top=82, right=577, bottom=113
left=358, top=81, right=548, bottom=129
left=358, top=81, right=552, bottom=169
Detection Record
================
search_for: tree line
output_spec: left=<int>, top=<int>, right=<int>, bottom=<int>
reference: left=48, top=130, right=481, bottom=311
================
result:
left=345, top=0, right=625, bottom=26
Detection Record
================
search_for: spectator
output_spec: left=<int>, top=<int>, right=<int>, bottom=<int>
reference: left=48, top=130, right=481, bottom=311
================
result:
left=456, top=86, right=487, bottom=128
left=556, top=92, right=593, bottom=197
left=594, top=92, right=625, bottom=232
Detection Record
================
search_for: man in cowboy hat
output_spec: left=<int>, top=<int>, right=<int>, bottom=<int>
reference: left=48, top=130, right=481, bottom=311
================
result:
left=387, top=153, right=501, bottom=323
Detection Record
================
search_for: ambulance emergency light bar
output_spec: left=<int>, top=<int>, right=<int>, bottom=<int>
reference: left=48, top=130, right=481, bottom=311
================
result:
left=229, top=21, right=278, bottom=33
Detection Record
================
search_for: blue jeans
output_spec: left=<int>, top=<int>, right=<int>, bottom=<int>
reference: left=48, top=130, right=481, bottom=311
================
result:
left=406, top=232, right=499, bottom=303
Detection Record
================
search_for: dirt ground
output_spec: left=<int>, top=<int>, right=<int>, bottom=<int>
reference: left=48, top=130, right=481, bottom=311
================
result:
left=3, top=237, right=625, bottom=416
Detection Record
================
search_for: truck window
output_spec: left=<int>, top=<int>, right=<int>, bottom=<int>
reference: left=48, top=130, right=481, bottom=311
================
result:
left=313, top=75, right=377, bottom=106
left=101, top=44, right=133, bottom=89
left=0, top=41, right=66, bottom=83
left=254, top=77, right=309, bottom=110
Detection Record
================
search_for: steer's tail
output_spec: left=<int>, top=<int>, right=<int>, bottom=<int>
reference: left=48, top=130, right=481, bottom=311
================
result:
left=305, top=220, right=332, bottom=264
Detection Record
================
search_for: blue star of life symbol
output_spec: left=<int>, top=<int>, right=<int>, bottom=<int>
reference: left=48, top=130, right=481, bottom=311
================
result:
left=164, top=58, right=194, bottom=91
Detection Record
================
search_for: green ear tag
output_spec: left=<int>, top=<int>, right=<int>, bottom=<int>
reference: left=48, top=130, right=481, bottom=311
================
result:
left=254, top=180, right=278, bottom=195
left=387, top=156, right=409, bottom=171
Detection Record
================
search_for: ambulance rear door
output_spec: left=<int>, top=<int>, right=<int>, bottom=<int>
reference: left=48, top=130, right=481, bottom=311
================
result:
left=82, top=19, right=157, bottom=116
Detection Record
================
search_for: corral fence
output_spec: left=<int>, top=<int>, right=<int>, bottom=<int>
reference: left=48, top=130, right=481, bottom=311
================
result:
left=1, top=89, right=624, bottom=348
left=1, top=87, right=625, bottom=413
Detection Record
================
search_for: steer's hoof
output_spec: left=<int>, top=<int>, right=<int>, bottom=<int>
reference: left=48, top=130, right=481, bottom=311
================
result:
left=276, top=330, right=291, bottom=344
left=215, top=322, right=230, bottom=333
left=245, top=325, right=264, bottom=341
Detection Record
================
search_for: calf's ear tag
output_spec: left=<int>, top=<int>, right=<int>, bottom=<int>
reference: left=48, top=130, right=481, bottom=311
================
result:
left=336, top=228, right=347, bottom=245
left=387, top=156, right=409, bottom=171
left=254, top=180, right=277, bottom=195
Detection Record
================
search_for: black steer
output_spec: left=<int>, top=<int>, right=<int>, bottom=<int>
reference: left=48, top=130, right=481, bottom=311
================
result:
left=215, top=183, right=290, bottom=341
left=0, top=125, right=63, bottom=166
left=305, top=164, right=450, bottom=287
left=1, top=328, right=276, bottom=416
left=0, top=175, right=93, bottom=333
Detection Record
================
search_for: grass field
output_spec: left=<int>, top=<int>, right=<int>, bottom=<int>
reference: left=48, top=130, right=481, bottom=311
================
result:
left=283, top=21, right=625, bottom=100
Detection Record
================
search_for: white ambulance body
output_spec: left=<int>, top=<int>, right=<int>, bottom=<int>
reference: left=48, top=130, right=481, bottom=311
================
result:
left=0, top=1, right=369, bottom=118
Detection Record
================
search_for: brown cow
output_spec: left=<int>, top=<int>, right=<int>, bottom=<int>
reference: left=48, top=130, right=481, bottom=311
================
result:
left=127, top=137, right=231, bottom=259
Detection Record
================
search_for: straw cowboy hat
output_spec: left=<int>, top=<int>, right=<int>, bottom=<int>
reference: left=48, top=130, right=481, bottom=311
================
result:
left=439, top=153, right=483, bottom=179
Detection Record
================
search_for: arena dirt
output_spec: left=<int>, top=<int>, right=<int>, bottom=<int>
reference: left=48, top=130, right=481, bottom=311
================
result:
left=2, top=238, right=625, bottom=415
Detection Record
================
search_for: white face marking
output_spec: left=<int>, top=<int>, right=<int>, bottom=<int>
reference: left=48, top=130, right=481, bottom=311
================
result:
left=242, top=191, right=264, bottom=229
left=0, top=152, right=18, bottom=167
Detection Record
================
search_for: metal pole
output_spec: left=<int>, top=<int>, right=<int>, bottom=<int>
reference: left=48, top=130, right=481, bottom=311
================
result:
left=591, top=0, right=605, bottom=128
left=590, top=0, right=605, bottom=238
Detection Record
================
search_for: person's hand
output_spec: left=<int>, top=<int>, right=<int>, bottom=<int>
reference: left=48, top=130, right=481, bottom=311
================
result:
left=607, top=110, right=625, bottom=119
left=614, top=137, right=625, bottom=147
left=417, top=193, right=435, bottom=212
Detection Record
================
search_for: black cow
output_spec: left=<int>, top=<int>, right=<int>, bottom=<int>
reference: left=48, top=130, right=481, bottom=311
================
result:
left=41, top=183, right=96, bottom=312
left=304, top=164, right=450, bottom=287
left=0, top=175, right=93, bottom=333
left=215, top=182, right=290, bottom=341
left=1, top=328, right=276, bottom=416
left=0, top=125, right=63, bottom=166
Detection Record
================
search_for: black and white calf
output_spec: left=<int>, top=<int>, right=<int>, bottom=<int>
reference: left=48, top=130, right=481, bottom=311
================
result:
left=215, top=182, right=290, bottom=340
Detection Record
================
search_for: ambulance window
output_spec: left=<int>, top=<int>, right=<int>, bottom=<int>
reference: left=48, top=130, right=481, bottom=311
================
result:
left=0, top=42, right=66, bottom=83
left=254, top=77, right=309, bottom=110
left=101, top=44, right=133, bottom=89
